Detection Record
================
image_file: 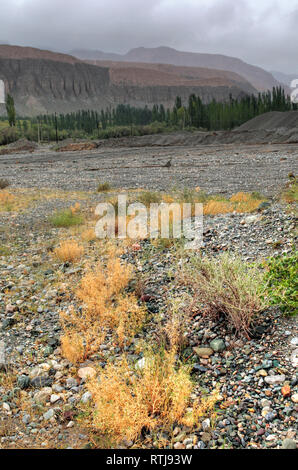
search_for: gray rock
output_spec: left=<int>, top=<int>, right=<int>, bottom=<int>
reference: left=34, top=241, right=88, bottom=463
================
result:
left=264, top=374, right=286, bottom=385
left=81, top=392, right=92, bottom=404
left=66, top=378, right=78, bottom=389
left=43, top=409, right=55, bottom=421
left=17, top=375, right=30, bottom=390
left=282, top=438, right=296, bottom=449
left=0, top=341, right=8, bottom=371
left=31, top=376, right=53, bottom=388
left=22, top=414, right=31, bottom=425
left=210, top=339, right=226, bottom=352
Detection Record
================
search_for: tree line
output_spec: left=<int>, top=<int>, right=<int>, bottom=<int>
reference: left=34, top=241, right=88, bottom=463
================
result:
left=2, top=87, right=297, bottom=142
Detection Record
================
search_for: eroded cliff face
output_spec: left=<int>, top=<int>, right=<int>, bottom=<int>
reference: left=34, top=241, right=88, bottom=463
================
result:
left=0, top=58, right=111, bottom=115
left=0, top=56, right=254, bottom=116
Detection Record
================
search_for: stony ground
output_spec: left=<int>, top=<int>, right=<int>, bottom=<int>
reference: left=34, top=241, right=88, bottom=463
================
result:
left=0, top=141, right=297, bottom=195
left=0, top=141, right=297, bottom=449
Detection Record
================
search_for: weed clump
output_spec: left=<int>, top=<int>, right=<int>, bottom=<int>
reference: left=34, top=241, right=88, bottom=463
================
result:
left=86, top=343, right=220, bottom=444
left=87, top=350, right=189, bottom=443
left=282, top=177, right=297, bottom=204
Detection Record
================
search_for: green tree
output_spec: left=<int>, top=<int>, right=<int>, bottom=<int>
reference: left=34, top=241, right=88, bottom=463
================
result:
left=6, top=94, right=16, bottom=127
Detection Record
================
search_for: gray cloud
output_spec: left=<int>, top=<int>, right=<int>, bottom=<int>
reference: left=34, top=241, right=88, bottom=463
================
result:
left=1, top=0, right=297, bottom=73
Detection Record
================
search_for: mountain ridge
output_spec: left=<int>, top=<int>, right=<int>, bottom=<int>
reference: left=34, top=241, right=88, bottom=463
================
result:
left=71, top=45, right=283, bottom=92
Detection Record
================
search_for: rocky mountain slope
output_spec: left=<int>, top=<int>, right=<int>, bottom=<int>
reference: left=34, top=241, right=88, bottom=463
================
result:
left=0, top=45, right=258, bottom=116
left=72, top=46, right=283, bottom=92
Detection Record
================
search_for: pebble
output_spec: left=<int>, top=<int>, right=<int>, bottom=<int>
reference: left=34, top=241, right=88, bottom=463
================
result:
left=282, top=438, right=297, bottom=449
left=43, top=409, right=55, bottom=421
left=210, top=339, right=226, bottom=352
left=264, top=374, right=286, bottom=385
left=77, top=367, right=96, bottom=380
left=193, top=347, right=213, bottom=357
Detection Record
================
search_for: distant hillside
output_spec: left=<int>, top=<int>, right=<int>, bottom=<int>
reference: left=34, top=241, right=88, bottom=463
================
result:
left=0, top=44, right=80, bottom=64
left=0, top=45, right=257, bottom=116
left=87, top=60, right=256, bottom=94
left=72, top=46, right=283, bottom=92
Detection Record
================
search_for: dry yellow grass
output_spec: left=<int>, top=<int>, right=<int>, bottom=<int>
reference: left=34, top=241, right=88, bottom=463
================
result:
left=60, top=307, right=106, bottom=363
left=0, top=191, right=15, bottom=211
left=60, top=248, right=146, bottom=363
left=54, top=240, right=84, bottom=263
left=81, top=228, right=97, bottom=242
left=86, top=346, right=220, bottom=444
left=70, top=202, right=81, bottom=214
left=87, top=349, right=193, bottom=443
left=204, top=192, right=264, bottom=215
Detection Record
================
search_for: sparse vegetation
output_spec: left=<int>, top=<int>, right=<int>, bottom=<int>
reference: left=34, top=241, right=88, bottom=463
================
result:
left=81, top=228, right=97, bottom=242
left=0, top=191, right=15, bottom=211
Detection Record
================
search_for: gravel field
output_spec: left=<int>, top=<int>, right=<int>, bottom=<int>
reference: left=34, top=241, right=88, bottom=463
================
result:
left=0, top=139, right=297, bottom=450
left=0, top=142, right=297, bottom=195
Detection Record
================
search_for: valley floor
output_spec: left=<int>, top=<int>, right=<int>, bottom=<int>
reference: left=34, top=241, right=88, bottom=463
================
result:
left=0, top=141, right=297, bottom=449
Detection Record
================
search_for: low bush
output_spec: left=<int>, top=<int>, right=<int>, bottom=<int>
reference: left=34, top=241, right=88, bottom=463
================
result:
left=86, top=344, right=220, bottom=444
left=0, top=127, right=19, bottom=146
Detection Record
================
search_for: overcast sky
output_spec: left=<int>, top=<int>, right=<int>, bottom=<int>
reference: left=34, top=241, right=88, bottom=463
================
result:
left=1, top=0, right=298, bottom=73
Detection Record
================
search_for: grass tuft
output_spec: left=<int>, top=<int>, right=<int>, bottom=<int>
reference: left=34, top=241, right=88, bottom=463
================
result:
left=179, top=252, right=267, bottom=337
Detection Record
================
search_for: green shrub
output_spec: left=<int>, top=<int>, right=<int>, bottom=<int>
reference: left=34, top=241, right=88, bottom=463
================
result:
left=263, top=252, right=298, bottom=316
left=49, top=209, right=84, bottom=228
